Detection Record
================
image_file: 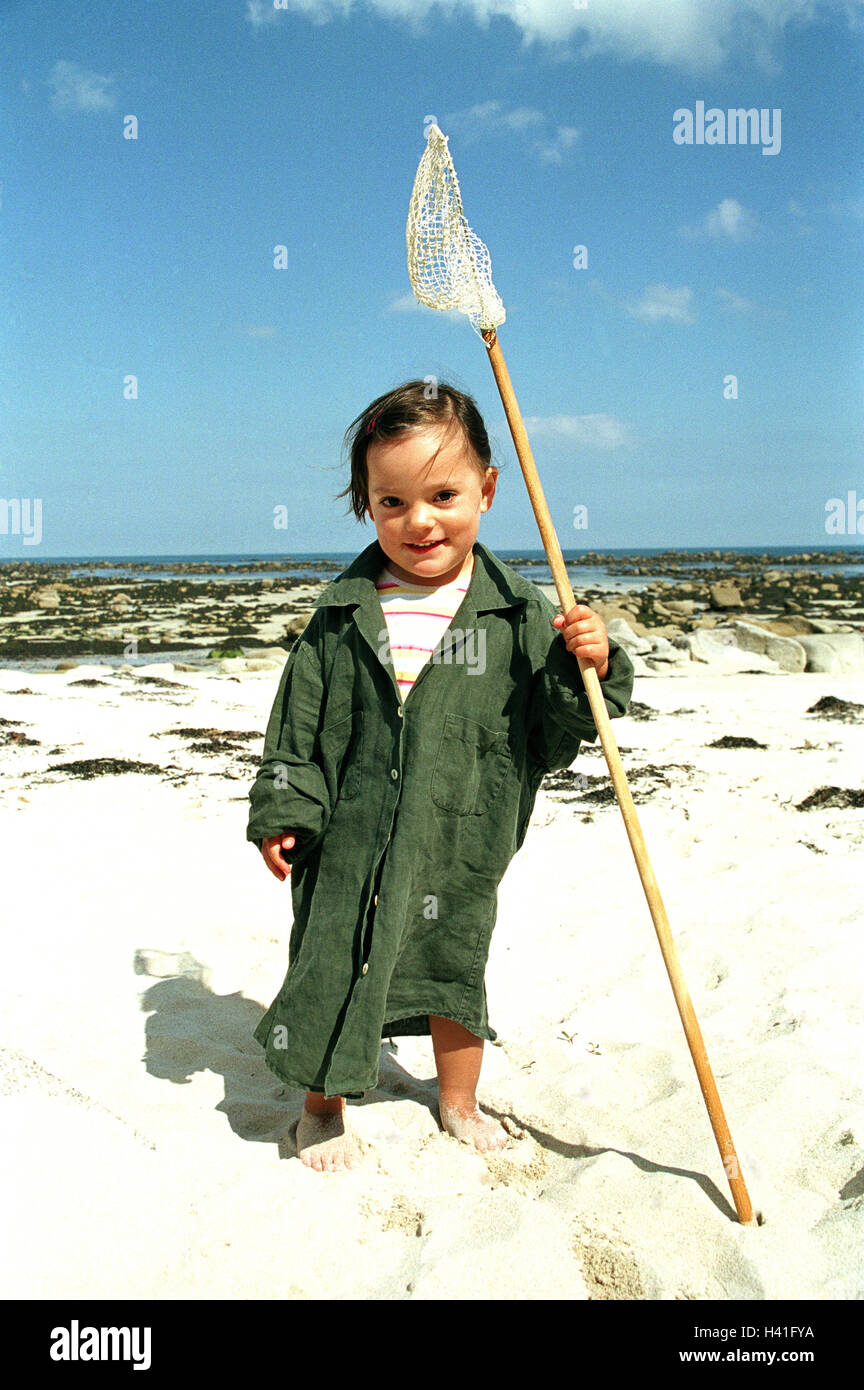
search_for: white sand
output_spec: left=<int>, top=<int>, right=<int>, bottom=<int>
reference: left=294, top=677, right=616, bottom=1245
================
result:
left=1, top=663, right=862, bottom=1300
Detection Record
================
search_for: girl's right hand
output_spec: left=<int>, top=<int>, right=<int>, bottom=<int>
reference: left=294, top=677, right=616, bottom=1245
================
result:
left=261, top=833, right=296, bottom=881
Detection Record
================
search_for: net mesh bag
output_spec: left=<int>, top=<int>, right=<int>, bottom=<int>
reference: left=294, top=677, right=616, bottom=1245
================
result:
left=406, top=124, right=506, bottom=337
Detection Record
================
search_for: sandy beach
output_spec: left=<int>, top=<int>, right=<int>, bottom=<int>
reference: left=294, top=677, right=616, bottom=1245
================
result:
left=2, top=637, right=862, bottom=1300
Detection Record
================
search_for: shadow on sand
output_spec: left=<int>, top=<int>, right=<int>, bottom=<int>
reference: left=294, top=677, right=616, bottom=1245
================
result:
left=134, top=946, right=736, bottom=1219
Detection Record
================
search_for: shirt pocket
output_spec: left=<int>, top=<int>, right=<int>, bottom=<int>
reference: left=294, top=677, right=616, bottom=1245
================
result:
left=430, top=713, right=512, bottom=816
left=319, top=710, right=364, bottom=803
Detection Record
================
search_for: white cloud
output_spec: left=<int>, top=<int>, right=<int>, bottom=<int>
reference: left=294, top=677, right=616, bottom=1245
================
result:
left=386, top=291, right=465, bottom=323
left=533, top=124, right=581, bottom=165
left=680, top=197, right=759, bottom=241
left=715, top=287, right=754, bottom=313
left=704, top=197, right=758, bottom=239
left=521, top=413, right=630, bottom=447
left=246, top=0, right=349, bottom=26
left=446, top=101, right=543, bottom=139
left=245, top=1, right=280, bottom=26
left=829, top=195, right=864, bottom=222
left=626, top=283, right=695, bottom=324
left=245, top=1, right=862, bottom=74
left=444, top=100, right=581, bottom=164
left=783, top=197, right=817, bottom=238
left=715, top=286, right=789, bottom=319
left=388, top=292, right=423, bottom=312
left=47, top=59, right=117, bottom=114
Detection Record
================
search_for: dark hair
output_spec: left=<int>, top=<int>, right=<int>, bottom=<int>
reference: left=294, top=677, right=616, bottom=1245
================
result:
left=338, top=380, right=494, bottom=523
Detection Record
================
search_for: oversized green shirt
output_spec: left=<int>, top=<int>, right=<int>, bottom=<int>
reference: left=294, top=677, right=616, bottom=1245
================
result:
left=247, top=539, right=634, bottom=1098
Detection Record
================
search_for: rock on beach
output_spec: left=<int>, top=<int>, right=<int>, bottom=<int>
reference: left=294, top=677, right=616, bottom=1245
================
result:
left=707, top=621, right=807, bottom=674
left=796, top=633, right=864, bottom=676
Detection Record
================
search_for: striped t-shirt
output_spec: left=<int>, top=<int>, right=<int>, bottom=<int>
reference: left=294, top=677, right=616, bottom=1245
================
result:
left=376, top=562, right=472, bottom=700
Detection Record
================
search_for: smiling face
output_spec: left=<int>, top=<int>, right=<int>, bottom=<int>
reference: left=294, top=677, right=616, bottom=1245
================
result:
left=365, top=422, right=497, bottom=586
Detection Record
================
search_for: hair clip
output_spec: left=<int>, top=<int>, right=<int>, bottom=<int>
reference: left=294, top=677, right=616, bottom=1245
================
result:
left=365, top=416, right=378, bottom=436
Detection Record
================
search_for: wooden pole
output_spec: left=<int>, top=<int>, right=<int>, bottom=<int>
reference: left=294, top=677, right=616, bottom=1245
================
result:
left=482, top=327, right=757, bottom=1226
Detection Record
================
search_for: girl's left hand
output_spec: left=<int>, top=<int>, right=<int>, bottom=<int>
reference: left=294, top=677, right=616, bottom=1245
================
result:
left=553, top=604, right=610, bottom=681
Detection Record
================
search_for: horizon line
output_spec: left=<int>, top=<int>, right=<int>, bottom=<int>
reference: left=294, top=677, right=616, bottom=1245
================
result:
left=1, top=542, right=863, bottom=564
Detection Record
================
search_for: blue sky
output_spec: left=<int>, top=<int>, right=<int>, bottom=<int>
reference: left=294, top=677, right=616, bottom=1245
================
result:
left=2, top=0, right=863, bottom=556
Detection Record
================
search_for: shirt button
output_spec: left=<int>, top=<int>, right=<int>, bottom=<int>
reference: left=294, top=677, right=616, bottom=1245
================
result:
left=361, top=963, right=369, bottom=975
left=390, top=768, right=399, bottom=780
left=373, top=893, right=379, bottom=906
left=397, top=707, right=404, bottom=718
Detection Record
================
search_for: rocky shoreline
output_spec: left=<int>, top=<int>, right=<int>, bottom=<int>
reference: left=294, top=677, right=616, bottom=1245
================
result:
left=0, top=559, right=328, bottom=662
left=0, top=549, right=862, bottom=674
left=553, top=549, right=864, bottom=677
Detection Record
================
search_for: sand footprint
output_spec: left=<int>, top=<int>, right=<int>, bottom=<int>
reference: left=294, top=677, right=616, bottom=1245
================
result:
left=573, top=1223, right=648, bottom=1300
left=480, top=1122, right=548, bottom=1195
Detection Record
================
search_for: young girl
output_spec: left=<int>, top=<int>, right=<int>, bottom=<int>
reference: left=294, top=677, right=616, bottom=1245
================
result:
left=247, top=381, right=634, bottom=1172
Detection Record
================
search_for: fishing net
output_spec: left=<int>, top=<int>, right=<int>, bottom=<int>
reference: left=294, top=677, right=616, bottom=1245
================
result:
left=406, top=124, right=506, bottom=338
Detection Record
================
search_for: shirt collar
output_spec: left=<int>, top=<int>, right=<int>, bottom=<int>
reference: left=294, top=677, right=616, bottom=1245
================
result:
left=315, top=539, right=533, bottom=615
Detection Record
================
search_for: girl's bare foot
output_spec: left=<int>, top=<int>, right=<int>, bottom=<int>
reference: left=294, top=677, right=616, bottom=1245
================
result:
left=438, top=1097, right=510, bottom=1152
left=428, top=1016, right=510, bottom=1153
left=296, top=1095, right=364, bottom=1172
